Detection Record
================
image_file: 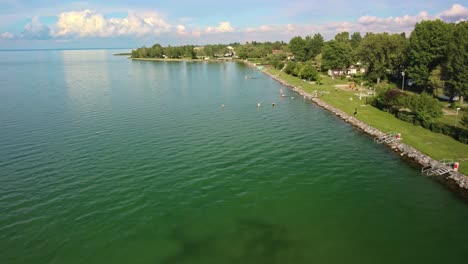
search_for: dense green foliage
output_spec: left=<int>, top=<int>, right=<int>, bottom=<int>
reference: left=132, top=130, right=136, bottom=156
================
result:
left=321, top=40, right=352, bottom=70
left=306, top=34, right=324, bottom=60
left=350, top=32, right=362, bottom=50
left=354, top=33, right=406, bottom=83
left=284, top=61, right=320, bottom=81
left=131, top=44, right=197, bottom=59
left=374, top=87, right=443, bottom=123
left=406, top=20, right=454, bottom=91
left=288, top=36, right=307, bottom=61
left=444, top=21, right=468, bottom=103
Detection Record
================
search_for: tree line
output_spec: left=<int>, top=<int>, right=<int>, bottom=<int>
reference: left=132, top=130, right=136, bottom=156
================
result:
left=286, top=20, right=467, bottom=105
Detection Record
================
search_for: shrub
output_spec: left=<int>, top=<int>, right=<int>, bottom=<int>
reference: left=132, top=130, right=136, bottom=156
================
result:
left=299, top=63, right=319, bottom=81
left=292, top=63, right=302, bottom=77
left=405, top=93, right=443, bottom=124
left=461, top=113, right=468, bottom=128
left=284, top=62, right=296, bottom=75
left=374, top=88, right=407, bottom=111
left=396, top=111, right=415, bottom=123
left=449, top=101, right=462, bottom=109
left=276, top=62, right=285, bottom=70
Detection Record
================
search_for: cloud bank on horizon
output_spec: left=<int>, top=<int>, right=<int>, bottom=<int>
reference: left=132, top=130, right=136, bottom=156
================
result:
left=0, top=1, right=467, bottom=48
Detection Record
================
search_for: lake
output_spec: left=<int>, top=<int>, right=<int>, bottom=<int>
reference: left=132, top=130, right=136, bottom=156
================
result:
left=1, top=49, right=468, bottom=263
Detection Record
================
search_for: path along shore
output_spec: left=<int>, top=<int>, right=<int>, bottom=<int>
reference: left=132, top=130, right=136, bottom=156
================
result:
left=244, top=61, right=468, bottom=193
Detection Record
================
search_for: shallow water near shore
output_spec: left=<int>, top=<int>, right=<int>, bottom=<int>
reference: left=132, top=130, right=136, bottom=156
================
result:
left=1, top=50, right=468, bottom=263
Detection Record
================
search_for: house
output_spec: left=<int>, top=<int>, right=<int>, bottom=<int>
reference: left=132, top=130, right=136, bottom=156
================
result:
left=347, top=66, right=357, bottom=75
left=225, top=46, right=235, bottom=57
left=327, top=66, right=366, bottom=77
left=328, top=68, right=346, bottom=77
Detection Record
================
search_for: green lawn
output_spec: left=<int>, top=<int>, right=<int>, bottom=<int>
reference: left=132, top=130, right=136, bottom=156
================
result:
left=266, top=68, right=468, bottom=175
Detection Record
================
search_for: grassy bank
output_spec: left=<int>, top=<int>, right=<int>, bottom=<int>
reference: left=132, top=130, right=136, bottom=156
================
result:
left=266, top=68, right=468, bottom=175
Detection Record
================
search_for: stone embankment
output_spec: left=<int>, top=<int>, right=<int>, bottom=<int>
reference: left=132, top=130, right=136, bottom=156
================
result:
left=246, top=61, right=468, bottom=192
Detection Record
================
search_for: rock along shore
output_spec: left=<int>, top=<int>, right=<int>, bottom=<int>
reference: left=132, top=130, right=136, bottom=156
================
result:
left=244, top=61, right=468, bottom=193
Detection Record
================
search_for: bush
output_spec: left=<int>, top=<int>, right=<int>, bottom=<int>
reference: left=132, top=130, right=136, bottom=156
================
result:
left=396, top=111, right=415, bottom=124
left=461, top=113, right=468, bottom=128
left=373, top=88, right=407, bottom=111
left=299, top=63, right=319, bottom=81
left=276, top=62, right=285, bottom=70
left=284, top=62, right=296, bottom=75
left=293, top=63, right=302, bottom=77
left=430, top=122, right=444, bottom=133
left=449, top=101, right=462, bottom=109
left=405, top=93, right=443, bottom=124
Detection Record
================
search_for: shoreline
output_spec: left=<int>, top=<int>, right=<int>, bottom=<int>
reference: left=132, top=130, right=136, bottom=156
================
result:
left=244, top=61, right=468, bottom=194
left=130, top=57, right=236, bottom=62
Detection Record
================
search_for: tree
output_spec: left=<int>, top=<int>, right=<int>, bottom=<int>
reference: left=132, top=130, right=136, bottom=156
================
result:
left=299, top=62, right=319, bottom=81
left=355, top=33, right=407, bottom=83
left=314, top=53, right=322, bottom=71
left=150, top=44, right=163, bottom=58
left=288, top=36, right=307, bottom=61
left=321, top=40, right=352, bottom=70
left=284, top=61, right=296, bottom=75
left=350, top=32, right=362, bottom=50
left=136, top=46, right=150, bottom=58
left=335, top=32, right=350, bottom=43
left=307, top=33, right=324, bottom=60
left=304, top=35, right=313, bottom=60
left=406, top=92, right=443, bottom=124
left=444, top=21, right=468, bottom=104
left=406, top=20, right=454, bottom=90
left=182, top=45, right=195, bottom=59
left=293, top=63, right=302, bottom=76
left=428, top=66, right=445, bottom=96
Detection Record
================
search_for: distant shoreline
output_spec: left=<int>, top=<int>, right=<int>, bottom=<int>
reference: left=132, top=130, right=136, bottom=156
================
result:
left=113, top=53, right=131, bottom=56
left=130, top=57, right=236, bottom=62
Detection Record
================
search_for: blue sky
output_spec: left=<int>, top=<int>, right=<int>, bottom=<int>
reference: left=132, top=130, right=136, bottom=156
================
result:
left=0, top=0, right=467, bottom=49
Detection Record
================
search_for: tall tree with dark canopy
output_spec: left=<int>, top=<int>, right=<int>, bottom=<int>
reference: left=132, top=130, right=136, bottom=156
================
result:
left=335, top=32, right=350, bottom=43
left=355, top=33, right=407, bottom=83
left=444, top=21, right=468, bottom=104
left=304, top=33, right=324, bottom=60
left=406, top=20, right=454, bottom=91
left=350, top=32, right=362, bottom=50
left=321, top=40, right=352, bottom=70
left=288, top=36, right=307, bottom=61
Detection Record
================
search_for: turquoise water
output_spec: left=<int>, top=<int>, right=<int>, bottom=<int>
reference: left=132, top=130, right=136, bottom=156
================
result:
left=1, top=50, right=468, bottom=263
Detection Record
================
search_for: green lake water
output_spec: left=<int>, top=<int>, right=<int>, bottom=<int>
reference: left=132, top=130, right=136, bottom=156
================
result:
left=1, top=50, right=468, bottom=263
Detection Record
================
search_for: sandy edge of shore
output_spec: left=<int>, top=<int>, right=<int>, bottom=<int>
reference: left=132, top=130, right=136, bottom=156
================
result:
left=244, top=61, right=468, bottom=193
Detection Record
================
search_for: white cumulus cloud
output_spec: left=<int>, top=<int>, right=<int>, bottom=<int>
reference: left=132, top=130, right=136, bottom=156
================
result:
left=245, top=25, right=274, bottom=33
left=354, top=11, right=433, bottom=34
left=52, top=9, right=171, bottom=38
left=20, top=16, right=51, bottom=39
left=439, top=3, right=468, bottom=22
left=205, top=22, right=234, bottom=33
left=0, top=32, right=13, bottom=39
left=176, top=25, right=186, bottom=35
left=238, top=4, right=467, bottom=41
